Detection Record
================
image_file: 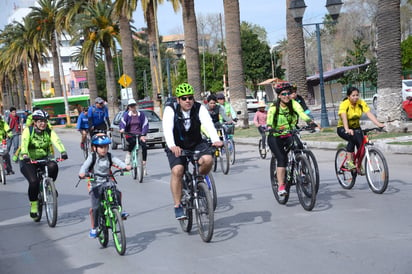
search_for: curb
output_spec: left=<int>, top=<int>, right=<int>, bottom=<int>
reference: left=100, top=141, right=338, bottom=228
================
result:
left=236, top=137, right=412, bottom=155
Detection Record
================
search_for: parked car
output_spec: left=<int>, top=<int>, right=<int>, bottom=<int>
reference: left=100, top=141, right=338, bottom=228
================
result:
left=110, top=109, right=165, bottom=149
left=246, top=95, right=259, bottom=112
left=402, top=97, right=412, bottom=121
left=402, top=79, right=412, bottom=101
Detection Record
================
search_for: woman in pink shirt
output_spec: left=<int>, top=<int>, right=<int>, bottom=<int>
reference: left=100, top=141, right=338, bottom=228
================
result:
left=253, top=101, right=268, bottom=149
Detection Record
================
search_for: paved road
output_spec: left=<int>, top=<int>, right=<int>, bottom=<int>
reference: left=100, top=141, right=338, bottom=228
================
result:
left=1, top=129, right=412, bottom=274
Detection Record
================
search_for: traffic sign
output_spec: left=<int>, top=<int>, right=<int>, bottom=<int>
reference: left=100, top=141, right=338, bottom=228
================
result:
left=118, top=74, right=132, bottom=88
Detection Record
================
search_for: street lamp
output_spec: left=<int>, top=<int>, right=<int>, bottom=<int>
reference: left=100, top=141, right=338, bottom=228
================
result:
left=270, top=44, right=280, bottom=79
left=290, top=0, right=343, bottom=128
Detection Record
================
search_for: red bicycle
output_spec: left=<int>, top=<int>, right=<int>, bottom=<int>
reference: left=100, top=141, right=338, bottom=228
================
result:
left=334, top=127, right=389, bottom=194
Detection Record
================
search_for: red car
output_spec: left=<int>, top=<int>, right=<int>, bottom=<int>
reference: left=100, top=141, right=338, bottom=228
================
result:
left=402, top=97, right=412, bottom=120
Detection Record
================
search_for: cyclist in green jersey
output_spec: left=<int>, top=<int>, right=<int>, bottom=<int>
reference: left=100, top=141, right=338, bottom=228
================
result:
left=19, top=110, right=68, bottom=220
left=266, top=82, right=317, bottom=196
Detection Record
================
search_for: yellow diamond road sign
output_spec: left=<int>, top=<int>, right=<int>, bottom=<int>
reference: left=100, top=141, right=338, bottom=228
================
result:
left=118, top=74, right=132, bottom=88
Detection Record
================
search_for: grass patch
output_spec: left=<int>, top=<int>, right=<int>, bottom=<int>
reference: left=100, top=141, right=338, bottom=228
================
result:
left=234, top=126, right=260, bottom=138
left=387, top=141, right=412, bottom=145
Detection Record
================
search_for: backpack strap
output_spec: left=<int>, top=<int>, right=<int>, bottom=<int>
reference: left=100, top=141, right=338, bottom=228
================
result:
left=88, top=151, right=113, bottom=173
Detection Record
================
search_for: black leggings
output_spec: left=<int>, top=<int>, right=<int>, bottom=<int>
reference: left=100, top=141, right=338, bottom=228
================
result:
left=337, top=127, right=363, bottom=153
left=20, top=161, right=58, bottom=201
left=268, top=135, right=293, bottom=167
left=126, top=136, right=147, bottom=161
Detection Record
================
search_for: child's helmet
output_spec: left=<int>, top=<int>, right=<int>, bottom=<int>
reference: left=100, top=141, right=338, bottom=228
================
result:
left=91, top=134, right=111, bottom=145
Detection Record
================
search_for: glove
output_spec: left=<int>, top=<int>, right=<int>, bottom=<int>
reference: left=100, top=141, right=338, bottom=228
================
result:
left=61, top=152, right=68, bottom=160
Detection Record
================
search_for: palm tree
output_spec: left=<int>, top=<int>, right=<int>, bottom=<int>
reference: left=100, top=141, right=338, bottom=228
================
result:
left=223, top=0, right=248, bottom=128
left=141, top=0, right=163, bottom=103
left=376, top=0, right=402, bottom=131
left=61, top=0, right=99, bottom=103
left=29, top=0, right=65, bottom=97
left=180, top=0, right=202, bottom=100
left=113, top=0, right=139, bottom=100
left=77, top=1, right=121, bottom=119
left=286, top=0, right=308, bottom=100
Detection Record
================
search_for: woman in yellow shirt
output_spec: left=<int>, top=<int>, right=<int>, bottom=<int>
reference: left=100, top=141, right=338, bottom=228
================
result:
left=337, top=87, right=384, bottom=169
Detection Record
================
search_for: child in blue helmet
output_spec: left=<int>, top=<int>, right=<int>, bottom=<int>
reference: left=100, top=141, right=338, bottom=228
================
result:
left=78, top=133, right=131, bottom=238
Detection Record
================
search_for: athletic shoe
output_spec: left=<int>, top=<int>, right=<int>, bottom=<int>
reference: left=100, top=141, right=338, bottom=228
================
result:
left=121, top=212, right=129, bottom=220
left=125, top=153, right=131, bottom=165
left=89, top=228, right=97, bottom=238
left=174, top=205, right=186, bottom=220
left=277, top=185, right=287, bottom=196
left=345, top=160, right=356, bottom=170
left=30, top=201, right=39, bottom=219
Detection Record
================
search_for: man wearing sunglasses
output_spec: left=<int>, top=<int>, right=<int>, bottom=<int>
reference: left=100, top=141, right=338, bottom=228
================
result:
left=163, top=83, right=222, bottom=220
left=88, top=97, right=110, bottom=137
left=266, top=82, right=317, bottom=196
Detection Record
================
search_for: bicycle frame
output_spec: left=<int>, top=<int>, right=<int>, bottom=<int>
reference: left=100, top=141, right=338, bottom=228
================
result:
left=339, top=131, right=369, bottom=173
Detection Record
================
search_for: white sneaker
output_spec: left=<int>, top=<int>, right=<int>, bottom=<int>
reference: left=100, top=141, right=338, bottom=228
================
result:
left=125, top=153, right=131, bottom=165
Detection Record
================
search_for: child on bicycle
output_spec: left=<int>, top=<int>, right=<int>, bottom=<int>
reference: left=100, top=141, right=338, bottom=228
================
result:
left=76, top=106, right=89, bottom=150
left=78, top=134, right=131, bottom=238
left=253, top=101, right=268, bottom=150
left=337, top=86, right=384, bottom=170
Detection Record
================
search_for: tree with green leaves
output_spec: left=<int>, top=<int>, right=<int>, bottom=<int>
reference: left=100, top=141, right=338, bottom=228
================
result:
left=401, top=36, right=412, bottom=71
left=240, top=22, right=272, bottom=91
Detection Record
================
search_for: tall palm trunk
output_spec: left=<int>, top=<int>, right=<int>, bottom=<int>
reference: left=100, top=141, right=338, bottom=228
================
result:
left=31, top=54, right=43, bottom=99
left=103, top=46, right=118, bottom=120
left=51, top=34, right=63, bottom=97
left=87, top=49, right=98, bottom=104
left=286, top=0, right=308, bottom=100
left=181, top=0, right=202, bottom=100
left=17, top=65, right=25, bottom=109
left=376, top=0, right=402, bottom=132
left=119, top=14, right=138, bottom=99
left=146, top=1, right=161, bottom=102
left=223, top=0, right=248, bottom=128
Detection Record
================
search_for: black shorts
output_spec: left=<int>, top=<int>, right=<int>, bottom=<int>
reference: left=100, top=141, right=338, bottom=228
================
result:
left=165, top=141, right=212, bottom=169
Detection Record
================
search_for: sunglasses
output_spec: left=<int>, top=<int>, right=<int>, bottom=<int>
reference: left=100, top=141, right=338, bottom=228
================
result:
left=280, top=92, right=290, bottom=96
left=180, top=96, right=194, bottom=101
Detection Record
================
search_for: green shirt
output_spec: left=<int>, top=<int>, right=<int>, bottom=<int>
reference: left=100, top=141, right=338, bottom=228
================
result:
left=20, top=126, right=66, bottom=160
left=266, top=100, right=311, bottom=136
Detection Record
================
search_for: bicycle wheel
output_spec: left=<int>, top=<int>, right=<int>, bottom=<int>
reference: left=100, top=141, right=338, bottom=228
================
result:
left=228, top=139, right=235, bottom=165
left=365, top=147, right=389, bottom=194
left=205, top=174, right=217, bottom=211
left=303, top=150, right=320, bottom=193
left=111, top=208, right=126, bottom=255
left=295, top=155, right=316, bottom=211
left=195, top=182, right=214, bottom=242
left=0, top=156, right=6, bottom=185
left=220, top=142, right=230, bottom=175
left=44, top=178, right=58, bottom=227
left=335, top=148, right=356, bottom=189
left=136, top=149, right=144, bottom=183
left=98, top=212, right=109, bottom=248
left=259, top=139, right=267, bottom=159
left=270, top=156, right=289, bottom=205
left=179, top=195, right=193, bottom=233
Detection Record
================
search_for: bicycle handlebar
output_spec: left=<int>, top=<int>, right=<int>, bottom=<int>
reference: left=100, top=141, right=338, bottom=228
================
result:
left=30, top=158, right=65, bottom=164
left=76, top=168, right=128, bottom=187
left=362, top=127, right=386, bottom=134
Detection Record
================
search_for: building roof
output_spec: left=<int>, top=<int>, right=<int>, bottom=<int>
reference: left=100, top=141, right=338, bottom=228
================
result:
left=307, top=62, right=370, bottom=84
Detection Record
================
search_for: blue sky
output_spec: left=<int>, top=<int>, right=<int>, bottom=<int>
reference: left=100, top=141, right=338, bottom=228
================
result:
left=132, top=0, right=332, bottom=46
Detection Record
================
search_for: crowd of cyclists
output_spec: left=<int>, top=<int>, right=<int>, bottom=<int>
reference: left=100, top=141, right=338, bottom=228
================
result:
left=2, top=81, right=385, bottom=239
